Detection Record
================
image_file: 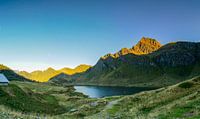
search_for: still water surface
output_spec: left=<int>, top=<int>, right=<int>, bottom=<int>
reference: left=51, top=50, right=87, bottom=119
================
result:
left=74, top=86, right=155, bottom=98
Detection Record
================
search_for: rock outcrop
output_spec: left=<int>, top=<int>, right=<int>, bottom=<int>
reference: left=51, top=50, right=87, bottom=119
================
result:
left=101, top=37, right=162, bottom=59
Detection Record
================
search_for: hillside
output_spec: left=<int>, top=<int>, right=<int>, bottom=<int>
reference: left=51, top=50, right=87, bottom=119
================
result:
left=1, top=75, right=200, bottom=118
left=0, top=64, right=28, bottom=81
left=59, top=64, right=91, bottom=75
left=88, top=76, right=200, bottom=118
left=0, top=81, right=114, bottom=118
left=18, top=64, right=91, bottom=82
left=50, top=38, right=200, bottom=87
left=0, top=81, right=90, bottom=118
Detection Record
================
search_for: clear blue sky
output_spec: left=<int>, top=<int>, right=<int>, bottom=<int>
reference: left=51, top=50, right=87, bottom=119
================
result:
left=0, top=0, right=200, bottom=71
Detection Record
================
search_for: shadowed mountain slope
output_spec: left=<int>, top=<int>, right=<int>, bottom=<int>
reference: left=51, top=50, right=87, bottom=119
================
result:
left=0, top=64, right=28, bottom=81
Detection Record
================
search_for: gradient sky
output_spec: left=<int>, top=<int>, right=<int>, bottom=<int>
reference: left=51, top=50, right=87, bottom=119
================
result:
left=0, top=0, right=200, bottom=72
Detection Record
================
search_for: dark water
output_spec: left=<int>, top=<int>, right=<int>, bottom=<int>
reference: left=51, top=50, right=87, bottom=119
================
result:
left=74, top=86, right=155, bottom=98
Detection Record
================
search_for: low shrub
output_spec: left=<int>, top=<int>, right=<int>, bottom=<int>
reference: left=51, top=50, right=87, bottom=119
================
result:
left=193, top=77, right=200, bottom=82
left=178, top=82, right=193, bottom=89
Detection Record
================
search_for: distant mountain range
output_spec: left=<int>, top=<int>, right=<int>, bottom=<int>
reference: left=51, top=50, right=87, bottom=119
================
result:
left=18, top=64, right=91, bottom=82
left=50, top=37, right=200, bottom=87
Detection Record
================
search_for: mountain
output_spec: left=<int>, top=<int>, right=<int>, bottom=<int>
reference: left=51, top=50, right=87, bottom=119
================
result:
left=18, top=64, right=91, bottom=82
left=59, top=64, right=91, bottom=75
left=102, top=37, right=162, bottom=59
left=50, top=37, right=200, bottom=87
left=19, top=67, right=60, bottom=82
left=0, top=64, right=28, bottom=81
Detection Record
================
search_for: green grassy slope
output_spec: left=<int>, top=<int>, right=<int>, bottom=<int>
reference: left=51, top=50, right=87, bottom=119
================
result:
left=87, top=76, right=200, bottom=119
left=0, top=84, right=65, bottom=114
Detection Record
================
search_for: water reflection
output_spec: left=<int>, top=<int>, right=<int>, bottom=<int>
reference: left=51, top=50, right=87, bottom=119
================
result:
left=74, top=86, right=155, bottom=98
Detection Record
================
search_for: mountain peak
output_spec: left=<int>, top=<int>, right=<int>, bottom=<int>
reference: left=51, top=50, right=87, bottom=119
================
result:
left=139, top=37, right=157, bottom=42
left=59, top=64, right=91, bottom=75
left=132, top=37, right=162, bottom=55
left=102, top=37, right=162, bottom=59
left=137, top=37, right=161, bottom=46
left=74, top=64, right=91, bottom=70
left=46, top=67, right=56, bottom=71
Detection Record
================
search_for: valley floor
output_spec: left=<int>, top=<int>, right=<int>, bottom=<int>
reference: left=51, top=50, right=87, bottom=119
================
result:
left=0, top=76, right=200, bottom=119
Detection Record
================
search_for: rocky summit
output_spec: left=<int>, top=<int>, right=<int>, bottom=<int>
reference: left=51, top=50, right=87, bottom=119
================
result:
left=101, top=37, right=162, bottom=59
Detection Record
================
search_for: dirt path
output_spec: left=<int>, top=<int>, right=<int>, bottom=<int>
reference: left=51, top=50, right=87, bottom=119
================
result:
left=85, top=98, right=124, bottom=119
left=104, top=98, right=122, bottom=110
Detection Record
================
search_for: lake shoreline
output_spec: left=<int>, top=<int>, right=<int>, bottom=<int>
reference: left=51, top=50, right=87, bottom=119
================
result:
left=60, top=83, right=161, bottom=88
left=74, top=85, right=158, bottom=98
